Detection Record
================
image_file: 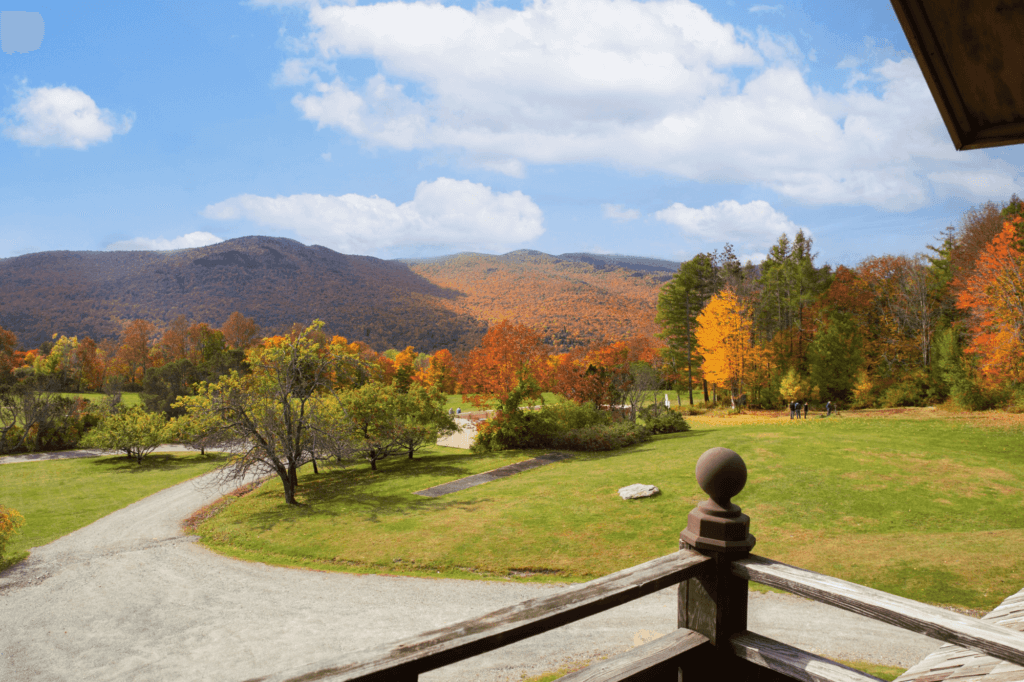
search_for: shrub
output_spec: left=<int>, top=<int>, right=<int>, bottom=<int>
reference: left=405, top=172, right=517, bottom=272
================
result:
left=880, top=383, right=922, bottom=408
left=1005, top=386, right=1024, bottom=413
left=640, top=408, right=691, bottom=435
left=82, top=406, right=168, bottom=463
left=547, top=422, right=651, bottom=451
left=472, top=401, right=651, bottom=452
left=951, top=382, right=1002, bottom=411
left=0, top=506, right=25, bottom=560
left=543, top=401, right=612, bottom=429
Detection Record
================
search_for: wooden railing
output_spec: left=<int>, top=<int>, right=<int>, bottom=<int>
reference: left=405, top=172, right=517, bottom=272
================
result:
left=251, top=447, right=1024, bottom=682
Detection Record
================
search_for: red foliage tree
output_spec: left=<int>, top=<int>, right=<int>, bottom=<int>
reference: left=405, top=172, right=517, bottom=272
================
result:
left=460, top=320, right=548, bottom=406
left=956, top=219, right=1024, bottom=385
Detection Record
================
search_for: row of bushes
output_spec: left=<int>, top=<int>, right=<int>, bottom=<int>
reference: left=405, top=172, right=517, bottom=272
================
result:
left=472, top=401, right=690, bottom=453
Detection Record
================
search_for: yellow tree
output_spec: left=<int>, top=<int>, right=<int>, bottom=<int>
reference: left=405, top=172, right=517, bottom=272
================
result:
left=695, top=290, right=767, bottom=404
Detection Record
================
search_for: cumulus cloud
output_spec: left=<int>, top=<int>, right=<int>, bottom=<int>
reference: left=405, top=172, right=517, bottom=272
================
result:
left=602, top=204, right=640, bottom=222
left=3, top=84, right=133, bottom=150
left=107, top=231, right=223, bottom=251
left=654, top=199, right=804, bottom=248
left=269, top=0, right=1021, bottom=211
left=202, top=177, right=543, bottom=254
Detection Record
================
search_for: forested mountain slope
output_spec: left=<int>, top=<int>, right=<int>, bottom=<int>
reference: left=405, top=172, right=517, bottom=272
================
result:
left=0, top=237, right=485, bottom=351
left=404, top=250, right=674, bottom=349
left=0, top=239, right=676, bottom=352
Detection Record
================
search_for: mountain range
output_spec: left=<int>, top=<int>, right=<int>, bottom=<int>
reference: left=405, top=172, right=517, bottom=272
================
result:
left=0, top=237, right=678, bottom=352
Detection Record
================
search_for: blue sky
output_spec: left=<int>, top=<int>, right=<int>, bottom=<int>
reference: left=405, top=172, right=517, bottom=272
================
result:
left=2, top=0, right=1022, bottom=267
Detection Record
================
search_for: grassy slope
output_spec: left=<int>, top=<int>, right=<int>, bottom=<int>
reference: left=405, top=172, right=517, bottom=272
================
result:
left=195, top=412, right=1024, bottom=611
left=0, top=451, right=227, bottom=571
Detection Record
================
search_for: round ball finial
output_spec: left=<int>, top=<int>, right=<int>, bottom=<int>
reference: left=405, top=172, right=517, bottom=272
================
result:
left=695, top=447, right=747, bottom=509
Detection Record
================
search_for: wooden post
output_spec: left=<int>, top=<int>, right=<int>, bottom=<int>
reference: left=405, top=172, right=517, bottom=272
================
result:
left=678, top=447, right=757, bottom=681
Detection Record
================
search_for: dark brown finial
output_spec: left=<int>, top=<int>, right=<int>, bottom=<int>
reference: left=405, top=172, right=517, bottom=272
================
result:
left=680, top=447, right=756, bottom=556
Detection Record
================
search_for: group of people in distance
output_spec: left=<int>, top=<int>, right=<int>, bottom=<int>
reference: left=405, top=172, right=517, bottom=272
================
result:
left=789, top=400, right=835, bottom=419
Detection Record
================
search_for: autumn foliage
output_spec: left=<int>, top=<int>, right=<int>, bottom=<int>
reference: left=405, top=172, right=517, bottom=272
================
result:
left=956, top=219, right=1024, bottom=385
left=460, top=320, right=548, bottom=406
left=695, top=290, right=767, bottom=399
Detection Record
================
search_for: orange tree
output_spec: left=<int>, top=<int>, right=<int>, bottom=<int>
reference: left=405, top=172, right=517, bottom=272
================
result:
left=423, top=349, right=456, bottom=393
left=459, top=320, right=550, bottom=450
left=0, top=326, right=17, bottom=382
left=956, top=218, right=1024, bottom=386
left=460, top=320, right=548, bottom=407
left=220, top=311, right=260, bottom=350
left=695, top=289, right=768, bottom=404
left=110, top=319, right=158, bottom=388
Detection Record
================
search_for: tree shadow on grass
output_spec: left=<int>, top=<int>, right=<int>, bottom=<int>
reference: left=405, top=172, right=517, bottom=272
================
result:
left=230, top=433, right=710, bottom=529
left=243, top=480, right=487, bottom=530
left=86, top=452, right=229, bottom=474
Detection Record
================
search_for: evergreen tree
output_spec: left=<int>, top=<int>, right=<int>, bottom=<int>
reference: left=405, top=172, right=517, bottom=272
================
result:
left=656, top=253, right=716, bottom=404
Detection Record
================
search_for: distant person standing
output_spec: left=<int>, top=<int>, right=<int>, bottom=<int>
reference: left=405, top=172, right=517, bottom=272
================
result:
left=826, top=401, right=832, bottom=416
left=794, top=401, right=801, bottom=418
left=789, top=401, right=795, bottom=419
left=804, top=402, right=809, bottom=419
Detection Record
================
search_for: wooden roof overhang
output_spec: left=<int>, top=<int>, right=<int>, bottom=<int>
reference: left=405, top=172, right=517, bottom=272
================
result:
left=891, top=0, right=1024, bottom=150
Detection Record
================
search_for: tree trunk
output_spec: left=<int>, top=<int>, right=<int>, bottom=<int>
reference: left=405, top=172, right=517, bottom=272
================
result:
left=702, top=379, right=709, bottom=403
left=281, top=473, right=297, bottom=505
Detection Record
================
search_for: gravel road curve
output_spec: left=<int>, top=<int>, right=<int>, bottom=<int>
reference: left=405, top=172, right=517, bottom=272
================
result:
left=0, top=469, right=940, bottom=682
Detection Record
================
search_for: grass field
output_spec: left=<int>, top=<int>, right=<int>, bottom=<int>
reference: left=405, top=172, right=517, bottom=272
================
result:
left=193, top=409, right=1024, bottom=611
left=0, top=451, right=227, bottom=571
left=54, top=391, right=142, bottom=408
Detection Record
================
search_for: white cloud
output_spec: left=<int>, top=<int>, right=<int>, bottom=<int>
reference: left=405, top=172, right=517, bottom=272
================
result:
left=107, top=231, right=223, bottom=251
left=3, top=84, right=133, bottom=150
left=202, top=177, right=544, bottom=253
left=749, top=5, right=783, bottom=14
left=602, top=204, right=641, bottom=221
left=321, top=151, right=332, bottom=161
left=654, top=199, right=805, bottom=248
left=270, top=0, right=1022, bottom=211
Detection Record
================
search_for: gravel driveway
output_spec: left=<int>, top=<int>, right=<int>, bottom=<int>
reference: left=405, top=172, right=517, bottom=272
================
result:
left=0, top=469, right=940, bottom=682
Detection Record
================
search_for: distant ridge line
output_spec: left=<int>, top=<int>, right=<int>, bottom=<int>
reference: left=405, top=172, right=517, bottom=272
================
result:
left=397, top=250, right=680, bottom=273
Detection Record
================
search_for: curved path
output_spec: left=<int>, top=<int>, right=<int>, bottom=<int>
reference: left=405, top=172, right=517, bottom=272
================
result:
left=0, top=469, right=940, bottom=682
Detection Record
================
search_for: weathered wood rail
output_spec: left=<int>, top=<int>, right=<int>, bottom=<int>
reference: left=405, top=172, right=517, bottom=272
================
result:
left=251, top=447, right=1024, bottom=682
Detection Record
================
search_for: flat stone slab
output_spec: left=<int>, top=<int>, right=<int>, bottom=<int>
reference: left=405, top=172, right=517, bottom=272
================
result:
left=618, top=484, right=660, bottom=500
left=413, top=452, right=574, bottom=498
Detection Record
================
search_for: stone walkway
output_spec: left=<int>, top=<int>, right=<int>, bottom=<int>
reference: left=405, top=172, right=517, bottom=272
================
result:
left=413, top=452, right=574, bottom=497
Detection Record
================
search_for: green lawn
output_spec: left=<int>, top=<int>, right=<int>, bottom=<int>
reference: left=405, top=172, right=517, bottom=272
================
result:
left=0, top=451, right=228, bottom=570
left=57, top=391, right=142, bottom=408
left=193, top=412, right=1024, bottom=611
